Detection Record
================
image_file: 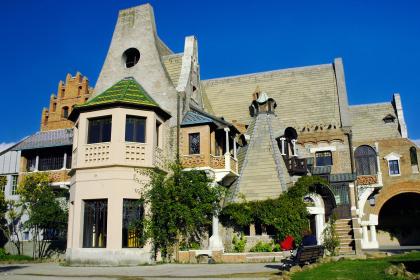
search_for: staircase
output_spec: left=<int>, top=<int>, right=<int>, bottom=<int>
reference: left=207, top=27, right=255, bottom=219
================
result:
left=335, top=218, right=356, bottom=255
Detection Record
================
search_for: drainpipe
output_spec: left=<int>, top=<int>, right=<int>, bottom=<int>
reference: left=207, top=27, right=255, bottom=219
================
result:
left=176, top=92, right=180, bottom=163
left=345, top=130, right=355, bottom=174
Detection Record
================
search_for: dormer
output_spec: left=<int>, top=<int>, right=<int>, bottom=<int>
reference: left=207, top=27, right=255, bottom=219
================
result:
left=69, top=77, right=171, bottom=170
left=249, top=90, right=277, bottom=117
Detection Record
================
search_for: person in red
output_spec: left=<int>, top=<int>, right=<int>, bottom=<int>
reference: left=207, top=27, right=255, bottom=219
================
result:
left=280, top=235, right=295, bottom=251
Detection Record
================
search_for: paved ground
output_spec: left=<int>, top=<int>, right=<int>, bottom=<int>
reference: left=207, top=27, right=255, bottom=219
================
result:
left=0, top=262, right=283, bottom=280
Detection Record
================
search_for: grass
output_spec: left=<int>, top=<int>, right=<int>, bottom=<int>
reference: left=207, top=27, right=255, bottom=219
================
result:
left=292, top=251, right=420, bottom=280
left=0, top=254, right=34, bottom=262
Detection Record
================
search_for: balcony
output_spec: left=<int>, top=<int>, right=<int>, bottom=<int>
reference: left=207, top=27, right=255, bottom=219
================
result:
left=356, top=175, right=378, bottom=186
left=76, top=142, right=165, bottom=170
left=283, top=156, right=307, bottom=175
left=181, top=153, right=238, bottom=174
left=21, top=169, right=71, bottom=184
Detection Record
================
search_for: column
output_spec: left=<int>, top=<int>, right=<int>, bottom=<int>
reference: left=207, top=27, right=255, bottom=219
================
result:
left=63, top=153, right=67, bottom=170
left=35, top=155, right=39, bottom=171
left=291, top=139, right=297, bottom=156
left=208, top=215, right=224, bottom=251
left=370, top=225, right=377, bottom=244
left=280, top=137, right=286, bottom=155
left=233, top=137, right=237, bottom=160
left=362, top=225, right=369, bottom=244
left=224, top=128, right=230, bottom=170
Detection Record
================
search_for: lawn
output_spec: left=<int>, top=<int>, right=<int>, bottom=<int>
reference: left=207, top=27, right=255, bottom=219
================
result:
left=0, top=254, right=34, bottom=262
left=292, top=251, right=420, bottom=280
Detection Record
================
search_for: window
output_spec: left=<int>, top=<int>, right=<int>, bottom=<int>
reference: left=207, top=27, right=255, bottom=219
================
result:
left=83, top=199, right=108, bottom=248
left=155, top=121, right=161, bottom=147
left=23, top=231, right=30, bottom=241
left=62, top=106, right=69, bottom=119
left=383, top=114, right=396, bottom=123
left=122, top=199, right=144, bottom=248
left=125, top=116, right=146, bottom=143
left=52, top=102, right=57, bottom=112
left=38, top=154, right=64, bottom=171
left=410, top=146, right=419, bottom=173
left=87, top=116, right=112, bottom=144
left=388, top=160, right=400, bottom=175
left=355, top=145, right=377, bottom=175
left=122, top=48, right=140, bottom=68
left=11, top=175, right=18, bottom=195
left=26, top=156, right=37, bottom=171
left=189, top=133, right=200, bottom=154
left=315, top=151, right=332, bottom=166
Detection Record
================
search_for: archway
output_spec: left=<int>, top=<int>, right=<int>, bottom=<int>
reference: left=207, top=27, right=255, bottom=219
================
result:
left=377, top=192, right=420, bottom=247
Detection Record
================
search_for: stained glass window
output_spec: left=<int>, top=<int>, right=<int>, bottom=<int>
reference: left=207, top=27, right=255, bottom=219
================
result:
left=189, top=133, right=200, bottom=154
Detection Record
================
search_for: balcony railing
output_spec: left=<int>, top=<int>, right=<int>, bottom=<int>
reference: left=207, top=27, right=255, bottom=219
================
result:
left=182, top=153, right=238, bottom=173
left=356, top=175, right=378, bottom=185
left=283, top=156, right=307, bottom=175
left=21, top=170, right=71, bottom=183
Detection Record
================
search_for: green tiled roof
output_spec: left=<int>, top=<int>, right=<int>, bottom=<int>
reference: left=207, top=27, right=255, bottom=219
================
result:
left=77, top=77, right=158, bottom=109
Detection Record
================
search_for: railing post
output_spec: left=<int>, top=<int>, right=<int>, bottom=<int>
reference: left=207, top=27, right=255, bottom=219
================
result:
left=291, top=139, right=297, bottom=157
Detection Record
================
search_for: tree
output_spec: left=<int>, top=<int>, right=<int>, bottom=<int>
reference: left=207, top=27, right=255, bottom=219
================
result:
left=0, top=176, right=7, bottom=247
left=146, top=163, right=223, bottom=261
left=18, top=173, right=68, bottom=259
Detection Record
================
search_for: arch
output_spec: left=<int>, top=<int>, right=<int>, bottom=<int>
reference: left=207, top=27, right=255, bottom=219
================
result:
left=377, top=192, right=420, bottom=246
left=369, top=181, right=420, bottom=216
left=284, top=127, right=298, bottom=140
left=354, top=145, right=377, bottom=175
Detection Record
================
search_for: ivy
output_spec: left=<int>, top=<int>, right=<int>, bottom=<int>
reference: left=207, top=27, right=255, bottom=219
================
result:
left=220, top=176, right=328, bottom=244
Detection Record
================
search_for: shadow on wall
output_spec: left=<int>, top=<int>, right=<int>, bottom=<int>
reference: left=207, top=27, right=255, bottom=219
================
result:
left=377, top=193, right=420, bottom=246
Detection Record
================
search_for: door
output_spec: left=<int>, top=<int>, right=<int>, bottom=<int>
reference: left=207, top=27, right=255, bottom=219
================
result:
left=330, top=183, right=351, bottom=219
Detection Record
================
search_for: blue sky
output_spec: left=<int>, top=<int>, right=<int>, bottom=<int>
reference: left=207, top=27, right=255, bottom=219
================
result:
left=0, top=0, right=419, bottom=145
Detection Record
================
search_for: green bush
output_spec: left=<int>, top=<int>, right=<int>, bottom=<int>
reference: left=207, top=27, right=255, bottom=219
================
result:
left=272, top=243, right=281, bottom=252
left=249, top=241, right=272, bottom=252
left=0, top=248, right=8, bottom=259
left=232, top=234, right=247, bottom=253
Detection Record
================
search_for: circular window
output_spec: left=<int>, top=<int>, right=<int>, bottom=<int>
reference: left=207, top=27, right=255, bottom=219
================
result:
left=122, top=48, right=140, bottom=68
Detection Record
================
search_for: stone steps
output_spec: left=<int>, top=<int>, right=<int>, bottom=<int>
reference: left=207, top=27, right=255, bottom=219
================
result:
left=336, top=218, right=355, bottom=255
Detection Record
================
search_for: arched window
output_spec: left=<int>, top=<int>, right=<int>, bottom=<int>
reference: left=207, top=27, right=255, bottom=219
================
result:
left=62, top=106, right=69, bottom=119
left=355, top=145, right=377, bottom=175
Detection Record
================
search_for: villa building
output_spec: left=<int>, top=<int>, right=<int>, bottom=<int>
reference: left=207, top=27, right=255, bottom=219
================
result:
left=2, top=3, right=419, bottom=265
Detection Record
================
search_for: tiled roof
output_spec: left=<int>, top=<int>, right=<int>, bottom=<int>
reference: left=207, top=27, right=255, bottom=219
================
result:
left=181, top=111, right=213, bottom=126
left=329, top=173, right=357, bottom=183
left=13, top=129, right=73, bottom=151
left=76, top=77, right=158, bottom=109
left=311, top=165, right=332, bottom=175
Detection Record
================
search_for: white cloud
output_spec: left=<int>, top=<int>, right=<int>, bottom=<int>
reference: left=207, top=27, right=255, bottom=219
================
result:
left=0, top=142, right=15, bottom=153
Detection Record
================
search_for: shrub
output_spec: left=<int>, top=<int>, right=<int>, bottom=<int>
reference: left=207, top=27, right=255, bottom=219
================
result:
left=0, top=248, right=8, bottom=259
left=250, top=241, right=272, bottom=252
left=232, top=233, right=247, bottom=253
left=322, top=215, right=340, bottom=256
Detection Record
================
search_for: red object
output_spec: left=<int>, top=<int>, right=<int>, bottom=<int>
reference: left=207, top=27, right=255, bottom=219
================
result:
left=280, top=235, right=295, bottom=251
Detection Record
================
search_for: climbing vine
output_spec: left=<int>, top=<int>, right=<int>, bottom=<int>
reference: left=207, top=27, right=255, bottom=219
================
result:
left=220, top=176, right=328, bottom=244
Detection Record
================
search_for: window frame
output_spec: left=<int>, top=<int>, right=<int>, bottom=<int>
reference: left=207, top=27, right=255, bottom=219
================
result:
left=388, top=159, right=400, bottom=176
left=82, top=199, right=108, bottom=248
left=315, top=150, right=333, bottom=166
left=125, top=115, right=147, bottom=143
left=87, top=116, right=112, bottom=144
left=11, top=175, right=18, bottom=196
left=122, top=199, right=144, bottom=248
left=384, top=152, right=402, bottom=177
left=354, top=145, right=378, bottom=176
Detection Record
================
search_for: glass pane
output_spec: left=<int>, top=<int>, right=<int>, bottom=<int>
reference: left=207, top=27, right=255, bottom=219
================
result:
left=389, top=160, right=400, bottom=175
left=88, top=117, right=112, bottom=144
left=315, top=151, right=332, bottom=166
left=125, top=116, right=146, bottom=143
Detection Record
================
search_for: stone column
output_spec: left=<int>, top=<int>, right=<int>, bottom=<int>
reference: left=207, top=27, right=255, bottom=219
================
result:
left=280, top=137, right=286, bottom=155
left=374, top=142, right=383, bottom=185
left=370, top=225, right=377, bottom=244
left=35, top=155, right=39, bottom=171
left=362, top=225, right=369, bottom=244
left=233, top=137, right=237, bottom=160
left=291, top=139, right=297, bottom=156
left=208, top=215, right=224, bottom=251
left=63, top=152, right=67, bottom=170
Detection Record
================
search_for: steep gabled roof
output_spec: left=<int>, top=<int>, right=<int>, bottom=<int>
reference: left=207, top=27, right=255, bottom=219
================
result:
left=69, top=77, right=171, bottom=121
